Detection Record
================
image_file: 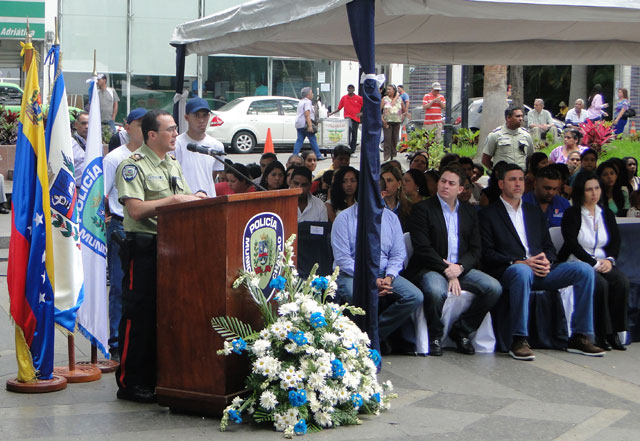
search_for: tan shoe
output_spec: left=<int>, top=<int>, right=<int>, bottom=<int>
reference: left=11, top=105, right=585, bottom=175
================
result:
left=509, top=337, right=535, bottom=361
left=567, top=334, right=605, bottom=357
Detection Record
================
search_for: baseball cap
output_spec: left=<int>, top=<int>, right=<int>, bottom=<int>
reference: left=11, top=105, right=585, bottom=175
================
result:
left=96, top=73, right=107, bottom=80
left=185, top=97, right=211, bottom=114
left=126, top=108, right=147, bottom=124
left=432, top=82, right=442, bottom=90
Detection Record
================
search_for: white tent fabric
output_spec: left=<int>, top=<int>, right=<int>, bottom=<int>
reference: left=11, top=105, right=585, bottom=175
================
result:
left=171, top=0, right=640, bottom=65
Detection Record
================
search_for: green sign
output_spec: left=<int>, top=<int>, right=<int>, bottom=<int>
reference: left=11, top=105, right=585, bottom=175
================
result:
left=0, top=1, right=45, bottom=40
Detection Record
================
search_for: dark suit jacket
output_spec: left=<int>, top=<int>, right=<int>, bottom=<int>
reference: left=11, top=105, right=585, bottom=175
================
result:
left=404, top=196, right=481, bottom=283
left=479, top=199, right=558, bottom=280
left=557, top=204, right=620, bottom=266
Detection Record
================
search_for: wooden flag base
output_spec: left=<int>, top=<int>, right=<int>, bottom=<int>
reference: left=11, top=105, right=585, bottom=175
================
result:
left=76, top=345, right=119, bottom=373
left=6, top=375, right=67, bottom=393
left=53, top=335, right=102, bottom=383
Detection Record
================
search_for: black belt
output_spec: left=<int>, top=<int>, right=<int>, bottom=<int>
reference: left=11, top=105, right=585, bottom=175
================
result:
left=111, top=214, right=124, bottom=222
left=126, top=232, right=157, bottom=249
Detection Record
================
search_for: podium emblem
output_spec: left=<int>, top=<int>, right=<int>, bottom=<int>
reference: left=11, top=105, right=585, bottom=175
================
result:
left=243, top=212, right=285, bottom=300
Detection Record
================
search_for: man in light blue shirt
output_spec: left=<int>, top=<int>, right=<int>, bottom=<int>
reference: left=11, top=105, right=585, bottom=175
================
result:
left=331, top=203, right=423, bottom=344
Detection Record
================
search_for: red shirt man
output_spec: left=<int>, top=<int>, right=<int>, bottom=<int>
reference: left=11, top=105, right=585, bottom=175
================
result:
left=330, top=84, right=363, bottom=153
left=422, top=82, right=445, bottom=142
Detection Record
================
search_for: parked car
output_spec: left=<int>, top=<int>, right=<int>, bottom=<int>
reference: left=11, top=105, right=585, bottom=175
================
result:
left=0, top=82, right=83, bottom=120
left=206, top=96, right=302, bottom=153
left=450, top=98, right=564, bottom=136
left=407, top=97, right=563, bottom=137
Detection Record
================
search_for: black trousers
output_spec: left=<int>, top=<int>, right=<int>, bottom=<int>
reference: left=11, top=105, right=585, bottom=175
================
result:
left=116, top=234, right=157, bottom=390
left=593, top=267, right=629, bottom=337
left=348, top=118, right=359, bottom=153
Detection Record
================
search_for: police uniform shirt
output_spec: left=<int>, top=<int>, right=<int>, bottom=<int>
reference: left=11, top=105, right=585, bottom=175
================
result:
left=483, top=124, right=534, bottom=170
left=115, top=143, right=191, bottom=234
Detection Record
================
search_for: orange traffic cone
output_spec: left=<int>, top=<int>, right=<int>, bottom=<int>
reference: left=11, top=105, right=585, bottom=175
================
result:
left=631, top=122, right=637, bottom=137
left=264, top=128, right=275, bottom=154
left=401, top=125, right=408, bottom=142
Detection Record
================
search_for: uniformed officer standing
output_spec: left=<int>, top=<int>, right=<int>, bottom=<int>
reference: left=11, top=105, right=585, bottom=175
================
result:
left=482, top=106, right=534, bottom=171
left=114, top=109, right=206, bottom=403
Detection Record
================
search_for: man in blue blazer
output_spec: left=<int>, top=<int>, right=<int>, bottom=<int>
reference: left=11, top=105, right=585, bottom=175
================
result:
left=479, top=163, right=604, bottom=361
left=406, top=165, right=502, bottom=356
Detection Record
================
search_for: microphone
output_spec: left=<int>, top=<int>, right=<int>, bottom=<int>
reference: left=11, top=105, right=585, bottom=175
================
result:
left=186, top=143, right=227, bottom=156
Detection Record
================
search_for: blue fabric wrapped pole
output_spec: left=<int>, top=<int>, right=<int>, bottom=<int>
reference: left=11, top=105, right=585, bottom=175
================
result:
left=347, top=0, right=383, bottom=352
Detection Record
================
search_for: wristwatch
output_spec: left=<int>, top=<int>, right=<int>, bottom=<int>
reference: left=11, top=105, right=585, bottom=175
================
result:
left=386, top=274, right=395, bottom=283
left=606, top=257, right=616, bottom=266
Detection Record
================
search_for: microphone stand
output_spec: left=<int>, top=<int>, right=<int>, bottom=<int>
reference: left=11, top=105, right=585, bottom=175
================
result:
left=209, top=152, right=268, bottom=192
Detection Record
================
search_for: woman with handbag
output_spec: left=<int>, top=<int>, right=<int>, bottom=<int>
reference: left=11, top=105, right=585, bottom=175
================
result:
left=381, top=85, right=405, bottom=161
left=612, top=88, right=631, bottom=135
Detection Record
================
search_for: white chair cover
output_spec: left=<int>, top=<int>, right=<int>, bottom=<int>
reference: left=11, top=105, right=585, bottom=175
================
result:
left=404, top=233, right=496, bottom=353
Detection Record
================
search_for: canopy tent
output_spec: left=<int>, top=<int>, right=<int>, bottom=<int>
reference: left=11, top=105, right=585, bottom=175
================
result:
left=171, top=0, right=640, bottom=65
left=170, top=0, right=640, bottom=351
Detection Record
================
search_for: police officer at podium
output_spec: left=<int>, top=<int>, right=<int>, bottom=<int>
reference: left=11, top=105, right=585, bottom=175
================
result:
left=115, top=109, right=206, bottom=403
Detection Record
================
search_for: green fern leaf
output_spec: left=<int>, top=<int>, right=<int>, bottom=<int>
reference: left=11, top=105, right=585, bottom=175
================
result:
left=211, top=316, right=256, bottom=341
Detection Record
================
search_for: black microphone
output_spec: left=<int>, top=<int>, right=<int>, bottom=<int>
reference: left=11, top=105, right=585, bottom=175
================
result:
left=186, top=143, right=227, bottom=156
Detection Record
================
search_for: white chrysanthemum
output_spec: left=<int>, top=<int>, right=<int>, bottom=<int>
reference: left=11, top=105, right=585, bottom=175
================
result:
left=252, top=339, right=271, bottom=357
left=221, top=341, right=233, bottom=355
left=231, top=396, right=243, bottom=407
left=279, top=366, right=300, bottom=389
left=319, top=385, right=337, bottom=404
left=279, top=302, right=299, bottom=316
left=270, top=322, right=288, bottom=340
left=308, top=372, right=325, bottom=390
left=284, top=343, right=297, bottom=353
left=383, top=380, right=394, bottom=391
left=259, top=390, right=278, bottom=410
left=343, top=372, right=360, bottom=389
left=314, top=411, right=333, bottom=427
left=300, top=297, right=323, bottom=317
left=321, top=332, right=340, bottom=345
left=336, top=387, right=350, bottom=403
left=259, top=328, right=270, bottom=339
left=273, top=412, right=288, bottom=432
left=305, top=346, right=316, bottom=355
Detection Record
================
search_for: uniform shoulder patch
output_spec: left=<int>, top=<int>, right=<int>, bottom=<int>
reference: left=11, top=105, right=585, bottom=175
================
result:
left=122, top=164, right=138, bottom=182
left=520, top=127, right=530, bottom=133
left=131, top=153, right=145, bottom=161
left=491, top=127, right=501, bottom=133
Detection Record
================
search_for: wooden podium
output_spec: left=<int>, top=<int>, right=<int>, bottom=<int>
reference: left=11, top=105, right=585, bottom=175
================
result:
left=155, top=189, right=299, bottom=416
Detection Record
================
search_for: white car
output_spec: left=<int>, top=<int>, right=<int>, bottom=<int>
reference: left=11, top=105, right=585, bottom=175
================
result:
left=206, top=96, right=303, bottom=153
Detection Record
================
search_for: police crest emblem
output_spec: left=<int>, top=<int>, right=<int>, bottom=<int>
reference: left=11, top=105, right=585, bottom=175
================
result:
left=242, top=212, right=285, bottom=300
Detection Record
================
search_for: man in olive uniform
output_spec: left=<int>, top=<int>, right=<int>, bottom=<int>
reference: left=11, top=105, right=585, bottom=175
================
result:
left=482, top=106, right=534, bottom=171
left=115, top=109, right=206, bottom=402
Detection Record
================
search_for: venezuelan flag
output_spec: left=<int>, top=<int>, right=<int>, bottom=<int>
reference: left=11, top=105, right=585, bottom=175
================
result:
left=7, top=42, right=56, bottom=382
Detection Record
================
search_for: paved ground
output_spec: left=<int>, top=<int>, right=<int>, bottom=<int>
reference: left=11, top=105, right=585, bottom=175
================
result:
left=1, top=176, right=640, bottom=440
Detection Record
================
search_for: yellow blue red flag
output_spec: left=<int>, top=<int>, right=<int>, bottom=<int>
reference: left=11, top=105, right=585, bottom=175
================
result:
left=7, top=42, right=56, bottom=382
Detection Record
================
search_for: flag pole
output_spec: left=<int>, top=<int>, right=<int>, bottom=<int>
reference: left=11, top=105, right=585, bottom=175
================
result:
left=50, top=48, right=103, bottom=382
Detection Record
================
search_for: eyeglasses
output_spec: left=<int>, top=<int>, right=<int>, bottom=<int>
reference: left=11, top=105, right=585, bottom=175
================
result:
left=157, top=125, right=178, bottom=133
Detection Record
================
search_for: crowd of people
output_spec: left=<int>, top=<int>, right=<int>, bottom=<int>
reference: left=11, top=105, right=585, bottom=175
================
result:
left=67, top=77, right=638, bottom=403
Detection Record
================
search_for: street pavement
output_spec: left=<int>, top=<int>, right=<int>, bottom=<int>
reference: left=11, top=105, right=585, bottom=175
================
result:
left=1, top=180, right=640, bottom=440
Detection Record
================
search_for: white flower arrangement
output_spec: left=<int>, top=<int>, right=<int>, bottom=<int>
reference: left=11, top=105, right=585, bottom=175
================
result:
left=213, top=235, right=394, bottom=436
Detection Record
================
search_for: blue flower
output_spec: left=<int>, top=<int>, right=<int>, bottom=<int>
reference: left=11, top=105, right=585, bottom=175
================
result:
left=228, top=409, right=242, bottom=423
left=351, top=393, right=364, bottom=409
left=310, top=312, right=327, bottom=328
left=294, top=418, right=308, bottom=434
left=231, top=338, right=247, bottom=354
left=269, top=276, right=287, bottom=291
left=372, top=392, right=381, bottom=403
left=288, top=389, right=308, bottom=407
left=368, top=348, right=381, bottom=367
left=331, top=359, right=345, bottom=379
left=311, top=277, right=329, bottom=291
left=287, top=331, right=309, bottom=346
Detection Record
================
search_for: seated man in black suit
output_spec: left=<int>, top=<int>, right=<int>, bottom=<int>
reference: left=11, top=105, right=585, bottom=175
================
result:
left=479, top=163, right=603, bottom=361
left=405, top=164, right=502, bottom=356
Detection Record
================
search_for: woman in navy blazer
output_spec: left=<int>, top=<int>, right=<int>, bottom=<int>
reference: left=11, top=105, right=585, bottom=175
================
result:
left=558, top=171, right=629, bottom=351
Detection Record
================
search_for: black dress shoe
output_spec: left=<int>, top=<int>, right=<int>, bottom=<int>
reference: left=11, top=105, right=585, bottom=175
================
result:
left=0, top=206, right=9, bottom=214
left=451, top=333, right=475, bottom=355
left=595, top=336, right=612, bottom=351
left=607, top=334, right=626, bottom=351
left=429, top=339, right=443, bottom=356
left=117, top=385, right=157, bottom=403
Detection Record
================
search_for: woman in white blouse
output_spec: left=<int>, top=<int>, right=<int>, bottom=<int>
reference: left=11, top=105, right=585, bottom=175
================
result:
left=558, top=171, right=630, bottom=351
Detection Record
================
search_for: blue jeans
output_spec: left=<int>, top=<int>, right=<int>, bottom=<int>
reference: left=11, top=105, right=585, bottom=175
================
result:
left=336, top=272, right=423, bottom=340
left=293, top=128, right=322, bottom=158
left=501, top=262, right=595, bottom=337
left=107, top=217, right=125, bottom=351
left=419, top=269, right=502, bottom=339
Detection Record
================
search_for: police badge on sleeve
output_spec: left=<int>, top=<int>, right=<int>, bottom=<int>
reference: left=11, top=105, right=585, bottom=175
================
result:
left=242, top=212, right=285, bottom=300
